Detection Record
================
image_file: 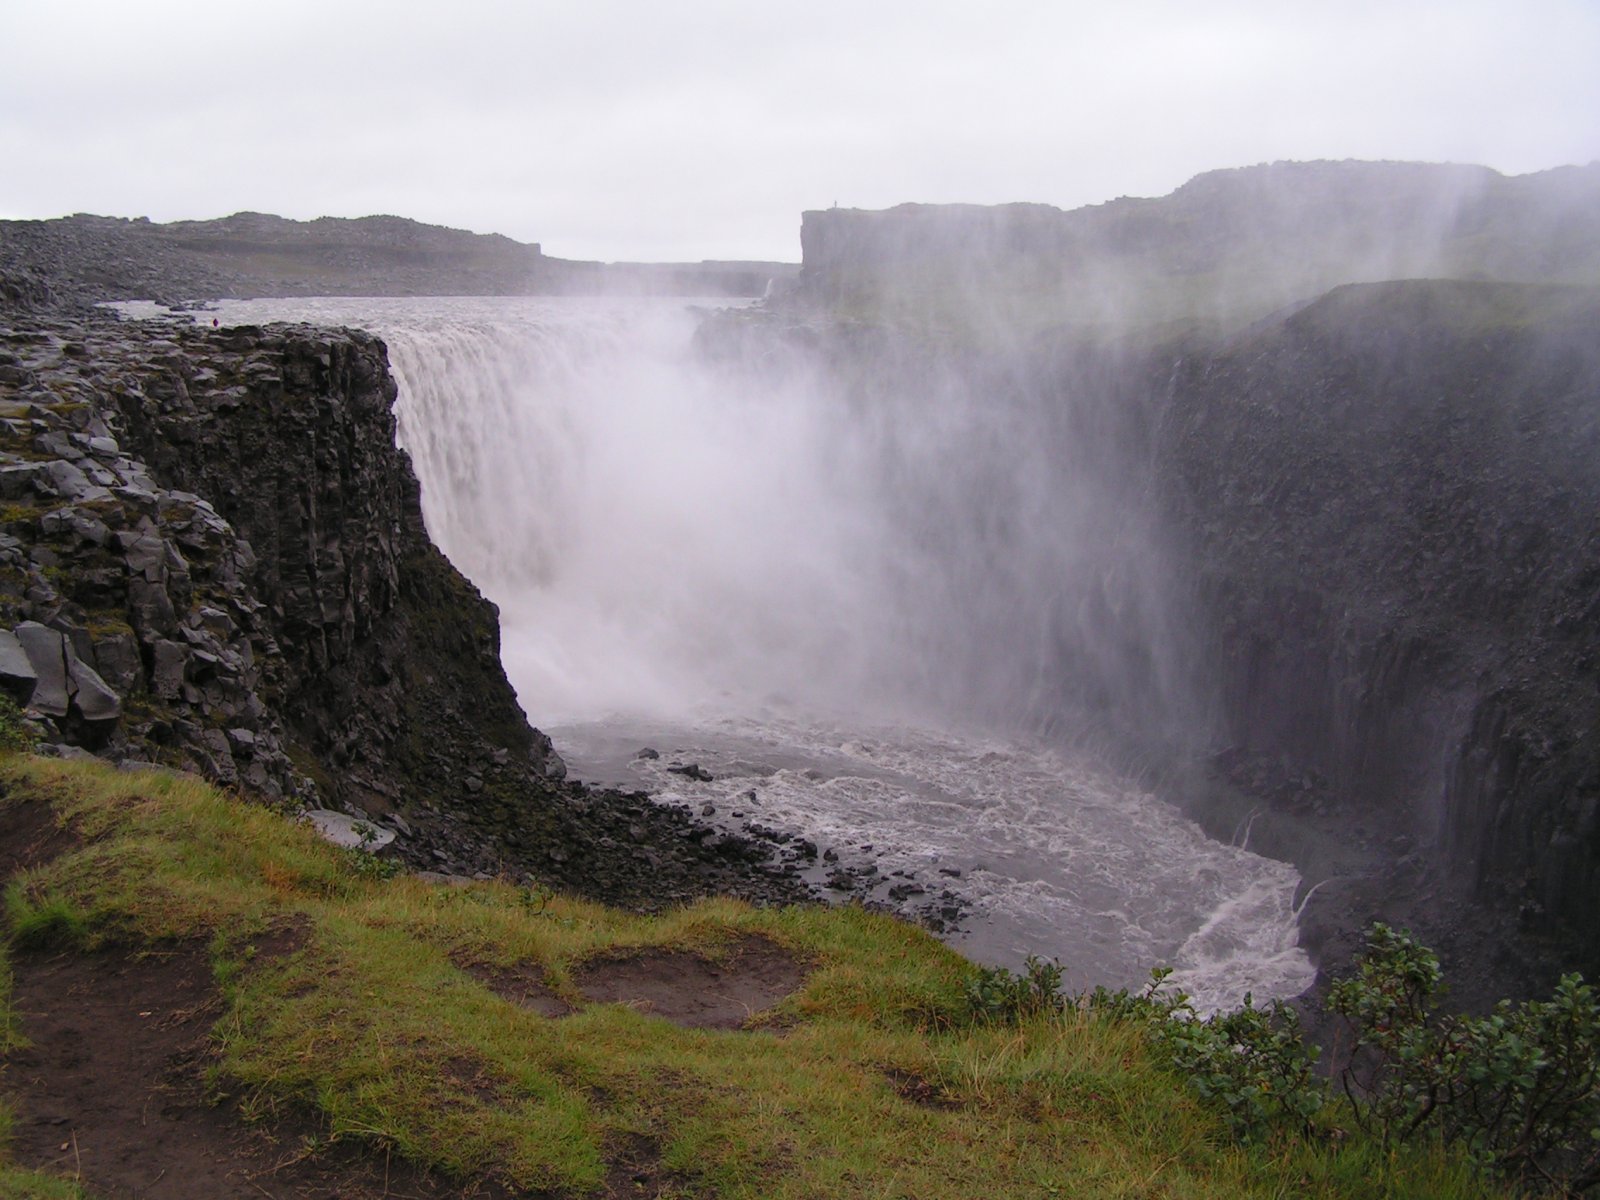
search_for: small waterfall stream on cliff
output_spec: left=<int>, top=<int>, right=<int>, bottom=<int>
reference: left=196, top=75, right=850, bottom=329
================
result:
left=204, top=295, right=1313, bottom=1012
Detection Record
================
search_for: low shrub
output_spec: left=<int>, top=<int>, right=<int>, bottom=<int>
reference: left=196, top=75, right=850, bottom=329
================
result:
left=962, top=954, right=1066, bottom=1023
left=974, top=927, right=1600, bottom=1191
left=1329, top=925, right=1600, bottom=1193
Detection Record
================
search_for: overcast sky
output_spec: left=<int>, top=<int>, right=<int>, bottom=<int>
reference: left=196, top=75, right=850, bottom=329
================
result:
left=3, top=0, right=1597, bottom=262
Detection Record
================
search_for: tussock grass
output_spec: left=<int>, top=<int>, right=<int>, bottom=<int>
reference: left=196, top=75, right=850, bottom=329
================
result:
left=0, top=755, right=1508, bottom=1198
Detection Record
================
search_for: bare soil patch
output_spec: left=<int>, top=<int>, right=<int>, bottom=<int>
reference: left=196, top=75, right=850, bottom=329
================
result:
left=0, top=795, right=79, bottom=876
left=601, top=1131, right=676, bottom=1199
left=882, top=1066, right=961, bottom=1110
left=454, top=955, right=573, bottom=1018
left=574, top=936, right=808, bottom=1030
left=241, top=916, right=312, bottom=964
left=3, top=943, right=527, bottom=1198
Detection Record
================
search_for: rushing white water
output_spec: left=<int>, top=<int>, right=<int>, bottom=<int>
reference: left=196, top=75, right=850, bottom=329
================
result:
left=183, top=294, right=1315, bottom=1011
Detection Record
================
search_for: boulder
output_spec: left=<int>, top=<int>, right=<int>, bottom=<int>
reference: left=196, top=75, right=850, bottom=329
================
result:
left=120, top=532, right=167, bottom=581
left=12, top=620, right=120, bottom=731
left=14, top=621, right=69, bottom=716
left=150, top=638, right=188, bottom=699
left=91, top=632, right=142, bottom=693
left=67, top=654, right=120, bottom=725
left=0, top=629, right=38, bottom=705
left=0, top=462, right=49, bottom=499
left=42, top=459, right=111, bottom=502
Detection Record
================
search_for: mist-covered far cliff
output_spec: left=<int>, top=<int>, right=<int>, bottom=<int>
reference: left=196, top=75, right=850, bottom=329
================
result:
left=796, top=160, right=1600, bottom=336
left=729, top=160, right=1600, bottom=998
left=1158, top=280, right=1600, bottom=992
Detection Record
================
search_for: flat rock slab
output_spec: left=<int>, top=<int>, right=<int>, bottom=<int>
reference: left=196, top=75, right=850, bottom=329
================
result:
left=574, top=935, right=808, bottom=1030
left=0, top=628, right=38, bottom=704
left=14, top=621, right=70, bottom=717
left=303, top=809, right=396, bottom=852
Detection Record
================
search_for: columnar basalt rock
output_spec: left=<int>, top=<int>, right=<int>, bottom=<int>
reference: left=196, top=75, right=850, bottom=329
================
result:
left=0, top=321, right=313, bottom=796
left=100, top=319, right=570, bottom=806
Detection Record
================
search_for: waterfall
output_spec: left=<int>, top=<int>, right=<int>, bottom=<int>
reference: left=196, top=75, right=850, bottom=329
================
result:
left=383, top=298, right=913, bottom=724
left=199, top=294, right=1314, bottom=1009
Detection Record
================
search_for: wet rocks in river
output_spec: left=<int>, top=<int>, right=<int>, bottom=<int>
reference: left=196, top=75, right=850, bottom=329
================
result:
left=667, top=762, right=713, bottom=782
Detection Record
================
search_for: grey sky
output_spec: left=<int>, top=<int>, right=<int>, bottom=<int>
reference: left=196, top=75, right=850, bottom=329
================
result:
left=3, top=0, right=1597, bottom=262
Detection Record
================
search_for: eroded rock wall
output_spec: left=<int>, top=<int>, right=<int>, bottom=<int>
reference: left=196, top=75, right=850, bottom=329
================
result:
left=100, top=321, right=568, bottom=807
left=1159, top=281, right=1600, bottom=971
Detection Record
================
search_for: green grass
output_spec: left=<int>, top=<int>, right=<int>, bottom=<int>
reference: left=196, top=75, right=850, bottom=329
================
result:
left=0, top=754, right=1508, bottom=1198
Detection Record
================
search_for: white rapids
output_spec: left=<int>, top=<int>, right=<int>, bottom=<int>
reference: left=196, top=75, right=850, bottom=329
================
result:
left=177, top=294, right=1316, bottom=1013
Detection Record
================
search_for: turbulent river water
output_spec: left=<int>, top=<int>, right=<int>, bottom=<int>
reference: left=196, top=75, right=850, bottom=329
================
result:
left=177, top=295, right=1315, bottom=1013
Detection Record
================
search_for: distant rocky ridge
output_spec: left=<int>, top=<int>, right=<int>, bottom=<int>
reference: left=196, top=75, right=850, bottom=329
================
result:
left=0, top=210, right=798, bottom=308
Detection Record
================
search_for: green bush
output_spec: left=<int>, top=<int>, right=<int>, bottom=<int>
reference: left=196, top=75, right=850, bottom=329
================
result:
left=962, top=954, right=1066, bottom=1023
left=1328, top=923, right=1448, bottom=1142
left=1162, top=992, right=1323, bottom=1141
left=1086, top=966, right=1322, bottom=1142
left=1330, top=925, right=1600, bottom=1192
left=1075, top=926, right=1600, bottom=1191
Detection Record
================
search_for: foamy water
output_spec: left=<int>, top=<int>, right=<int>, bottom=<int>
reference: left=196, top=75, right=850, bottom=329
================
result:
left=553, top=711, right=1311, bottom=1010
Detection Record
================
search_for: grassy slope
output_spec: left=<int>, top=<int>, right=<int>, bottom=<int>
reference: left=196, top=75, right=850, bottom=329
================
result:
left=0, top=756, right=1499, bottom=1199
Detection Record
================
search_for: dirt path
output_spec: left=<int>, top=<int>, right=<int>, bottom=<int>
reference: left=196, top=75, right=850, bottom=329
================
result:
left=0, top=791, right=524, bottom=1198
left=5, top=941, right=527, bottom=1199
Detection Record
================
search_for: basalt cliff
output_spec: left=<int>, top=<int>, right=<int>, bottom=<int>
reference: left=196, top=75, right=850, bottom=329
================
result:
left=1162, top=280, right=1600, bottom=996
left=0, top=301, right=813, bottom=912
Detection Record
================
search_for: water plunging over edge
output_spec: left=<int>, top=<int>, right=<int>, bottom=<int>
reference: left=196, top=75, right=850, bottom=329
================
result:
left=125, top=295, right=1317, bottom=1012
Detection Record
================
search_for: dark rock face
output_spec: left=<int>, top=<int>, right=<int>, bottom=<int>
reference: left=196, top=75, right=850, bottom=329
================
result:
left=780, top=160, right=1600, bottom=991
left=0, top=323, right=308, bottom=795
left=1159, top=281, right=1600, bottom=983
left=0, top=267, right=55, bottom=313
left=748, top=273, right=1600, bottom=997
left=99, top=320, right=568, bottom=803
left=0, top=309, right=812, bottom=913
